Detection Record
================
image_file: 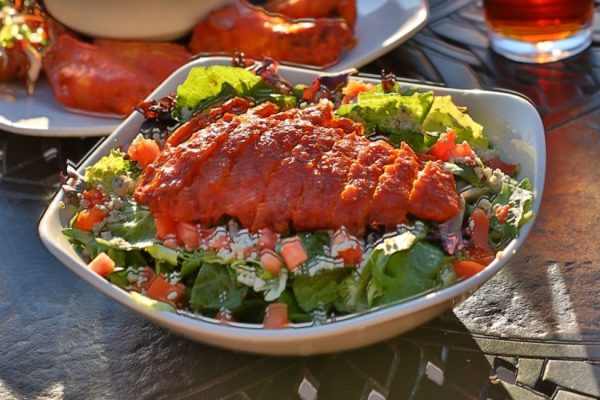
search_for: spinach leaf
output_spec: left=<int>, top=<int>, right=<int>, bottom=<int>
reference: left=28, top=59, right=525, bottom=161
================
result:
left=107, top=270, right=130, bottom=289
left=63, top=228, right=108, bottom=258
left=104, top=200, right=156, bottom=245
left=189, top=264, right=247, bottom=312
left=336, top=265, right=371, bottom=313
left=180, top=251, right=227, bottom=278
left=298, top=231, right=330, bottom=260
left=369, top=241, right=446, bottom=306
left=292, top=268, right=351, bottom=312
left=278, top=289, right=312, bottom=323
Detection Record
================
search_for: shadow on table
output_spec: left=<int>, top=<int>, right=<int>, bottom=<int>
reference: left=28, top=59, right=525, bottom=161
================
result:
left=100, top=314, right=513, bottom=400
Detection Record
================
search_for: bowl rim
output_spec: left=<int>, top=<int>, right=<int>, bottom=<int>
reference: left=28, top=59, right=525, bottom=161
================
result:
left=38, top=56, right=546, bottom=352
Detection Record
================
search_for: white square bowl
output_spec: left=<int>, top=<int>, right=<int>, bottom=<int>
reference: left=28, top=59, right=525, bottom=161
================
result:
left=39, top=57, right=546, bottom=356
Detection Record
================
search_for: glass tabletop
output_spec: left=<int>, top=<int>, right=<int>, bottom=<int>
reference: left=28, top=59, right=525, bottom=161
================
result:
left=2, top=1, right=600, bottom=399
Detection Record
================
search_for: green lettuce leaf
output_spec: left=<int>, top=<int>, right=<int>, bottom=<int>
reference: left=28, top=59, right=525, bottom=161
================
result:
left=278, top=289, right=312, bottom=323
left=369, top=241, right=446, bottom=306
left=292, top=268, right=351, bottom=312
left=180, top=251, right=228, bottom=278
left=63, top=228, right=108, bottom=258
left=189, top=264, right=247, bottom=312
left=422, top=96, right=488, bottom=149
left=84, top=150, right=136, bottom=192
left=175, top=66, right=286, bottom=119
left=298, top=231, right=330, bottom=260
left=337, top=92, right=434, bottom=150
left=490, top=178, right=534, bottom=248
left=104, top=200, right=156, bottom=245
left=336, top=266, right=371, bottom=313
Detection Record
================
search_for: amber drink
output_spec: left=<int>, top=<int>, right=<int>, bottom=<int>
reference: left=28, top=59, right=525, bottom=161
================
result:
left=484, top=0, right=594, bottom=63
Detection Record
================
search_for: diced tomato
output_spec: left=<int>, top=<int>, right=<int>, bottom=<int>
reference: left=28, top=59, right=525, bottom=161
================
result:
left=155, top=215, right=177, bottom=239
left=88, top=252, right=115, bottom=277
left=465, top=247, right=496, bottom=266
left=261, top=250, right=284, bottom=275
left=429, top=130, right=457, bottom=161
left=485, top=157, right=518, bottom=176
left=428, top=130, right=476, bottom=163
left=74, top=207, right=108, bottom=231
left=82, top=189, right=105, bottom=207
left=495, top=204, right=511, bottom=224
left=258, top=227, right=278, bottom=251
left=176, top=221, right=200, bottom=249
left=146, top=276, right=186, bottom=308
left=129, top=266, right=157, bottom=292
left=331, top=228, right=362, bottom=265
left=263, top=303, right=289, bottom=329
left=470, top=208, right=490, bottom=251
left=453, top=259, right=486, bottom=279
left=280, top=237, right=308, bottom=271
left=127, top=136, right=161, bottom=168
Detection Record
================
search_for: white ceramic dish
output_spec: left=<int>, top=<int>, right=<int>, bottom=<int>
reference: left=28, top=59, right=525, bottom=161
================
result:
left=39, top=56, right=545, bottom=356
left=0, top=79, right=121, bottom=137
left=43, top=0, right=230, bottom=41
left=333, top=0, right=428, bottom=72
left=1, top=0, right=427, bottom=137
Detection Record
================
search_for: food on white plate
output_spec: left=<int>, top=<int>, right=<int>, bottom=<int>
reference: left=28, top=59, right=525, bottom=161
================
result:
left=43, top=25, right=191, bottom=115
left=0, top=3, right=191, bottom=115
left=61, top=59, right=534, bottom=328
left=1, top=0, right=359, bottom=115
left=0, top=1, right=46, bottom=94
left=189, top=0, right=355, bottom=68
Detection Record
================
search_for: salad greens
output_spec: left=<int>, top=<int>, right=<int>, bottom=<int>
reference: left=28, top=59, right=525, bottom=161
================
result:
left=62, top=62, right=535, bottom=327
left=337, top=92, right=434, bottom=150
left=83, top=150, right=137, bottom=192
left=175, top=65, right=296, bottom=120
left=422, top=96, right=487, bottom=149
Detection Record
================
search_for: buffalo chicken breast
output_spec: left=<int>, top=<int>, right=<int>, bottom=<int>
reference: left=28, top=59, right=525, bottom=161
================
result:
left=134, top=99, right=460, bottom=235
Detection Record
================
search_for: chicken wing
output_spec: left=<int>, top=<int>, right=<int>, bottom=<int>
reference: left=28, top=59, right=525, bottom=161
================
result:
left=43, top=33, right=190, bottom=115
left=189, top=0, right=355, bottom=68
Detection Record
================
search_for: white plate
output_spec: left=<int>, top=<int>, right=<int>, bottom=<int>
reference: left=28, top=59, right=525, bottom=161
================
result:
left=332, top=0, right=428, bottom=72
left=1, top=0, right=428, bottom=138
left=39, top=57, right=545, bottom=356
left=0, top=79, right=121, bottom=137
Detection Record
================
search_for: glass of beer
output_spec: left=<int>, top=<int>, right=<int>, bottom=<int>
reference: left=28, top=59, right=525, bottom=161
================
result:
left=483, top=0, right=595, bottom=63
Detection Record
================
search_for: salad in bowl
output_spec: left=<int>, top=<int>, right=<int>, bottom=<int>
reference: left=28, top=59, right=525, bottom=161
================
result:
left=40, top=56, right=543, bottom=354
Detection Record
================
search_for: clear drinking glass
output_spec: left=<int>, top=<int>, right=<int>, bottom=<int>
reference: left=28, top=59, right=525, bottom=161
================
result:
left=484, top=0, right=595, bottom=63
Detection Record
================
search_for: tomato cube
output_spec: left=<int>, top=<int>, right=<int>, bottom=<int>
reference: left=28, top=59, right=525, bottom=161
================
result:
left=263, top=303, right=289, bottom=329
left=260, top=250, right=284, bottom=275
left=280, top=237, right=308, bottom=271
left=146, top=276, right=186, bottom=308
left=88, top=252, right=115, bottom=277
left=258, top=227, right=278, bottom=251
